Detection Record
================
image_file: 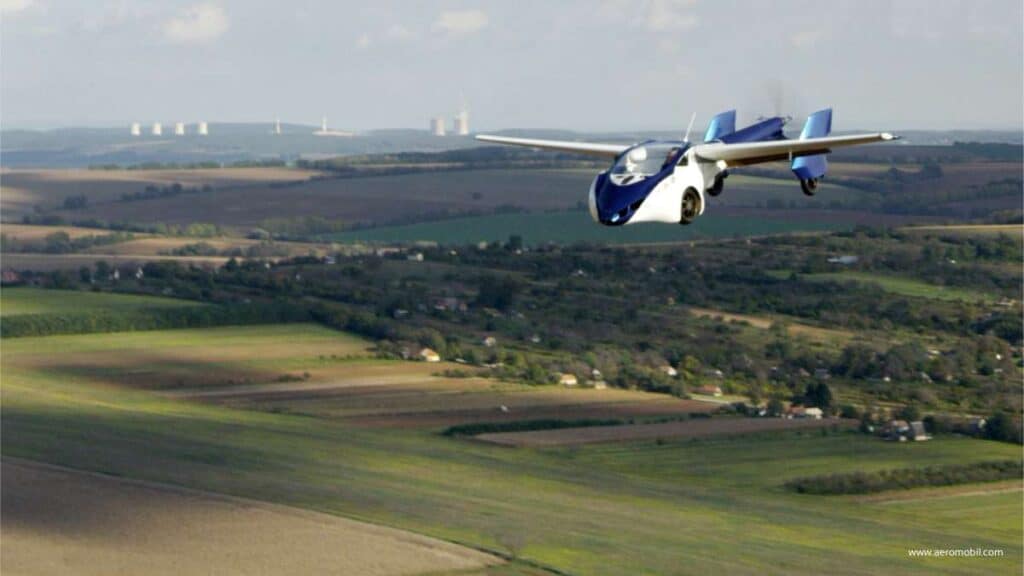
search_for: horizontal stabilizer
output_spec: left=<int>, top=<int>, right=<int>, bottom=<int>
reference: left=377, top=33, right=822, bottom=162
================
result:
left=703, top=110, right=736, bottom=142
left=792, top=109, right=832, bottom=180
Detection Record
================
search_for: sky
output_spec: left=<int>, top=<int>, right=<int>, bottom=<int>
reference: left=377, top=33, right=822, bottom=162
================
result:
left=1, top=0, right=1022, bottom=131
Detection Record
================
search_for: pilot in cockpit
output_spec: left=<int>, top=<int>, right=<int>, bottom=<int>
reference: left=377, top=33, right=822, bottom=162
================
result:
left=662, top=147, right=681, bottom=169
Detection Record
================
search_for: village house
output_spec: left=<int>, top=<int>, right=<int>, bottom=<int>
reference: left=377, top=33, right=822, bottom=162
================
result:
left=433, top=297, right=468, bottom=313
left=826, top=255, right=859, bottom=265
left=695, top=384, right=723, bottom=397
left=908, top=421, right=931, bottom=441
left=482, top=336, right=497, bottom=347
left=885, top=420, right=930, bottom=442
left=558, top=373, right=578, bottom=386
left=660, top=365, right=679, bottom=377
left=419, top=348, right=441, bottom=363
left=1, top=269, right=22, bottom=285
left=787, top=406, right=823, bottom=420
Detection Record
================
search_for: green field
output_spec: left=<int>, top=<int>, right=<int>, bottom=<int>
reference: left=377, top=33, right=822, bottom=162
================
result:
left=794, top=271, right=996, bottom=303
left=324, top=210, right=847, bottom=246
left=0, top=287, right=202, bottom=317
left=2, top=305, right=1020, bottom=575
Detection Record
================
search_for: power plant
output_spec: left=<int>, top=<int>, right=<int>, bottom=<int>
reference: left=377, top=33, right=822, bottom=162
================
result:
left=130, top=121, right=207, bottom=136
left=453, top=109, right=469, bottom=136
left=430, top=100, right=470, bottom=136
left=430, top=117, right=446, bottom=136
left=313, top=116, right=354, bottom=137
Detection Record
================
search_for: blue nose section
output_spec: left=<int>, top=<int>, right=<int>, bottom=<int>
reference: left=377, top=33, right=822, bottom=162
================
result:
left=594, top=172, right=657, bottom=225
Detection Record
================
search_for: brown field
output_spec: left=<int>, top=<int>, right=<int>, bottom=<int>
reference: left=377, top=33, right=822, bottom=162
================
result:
left=476, top=417, right=858, bottom=447
left=2, top=325, right=374, bottom=390
left=78, top=236, right=334, bottom=257
left=0, top=167, right=322, bottom=220
left=45, top=169, right=592, bottom=229
left=1, top=458, right=499, bottom=576
left=0, top=223, right=129, bottom=241
left=0, top=252, right=230, bottom=271
left=1, top=223, right=340, bottom=271
left=178, top=363, right=720, bottom=429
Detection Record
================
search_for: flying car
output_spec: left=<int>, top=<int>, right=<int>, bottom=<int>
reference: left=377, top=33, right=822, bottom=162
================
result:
left=476, top=109, right=897, bottom=225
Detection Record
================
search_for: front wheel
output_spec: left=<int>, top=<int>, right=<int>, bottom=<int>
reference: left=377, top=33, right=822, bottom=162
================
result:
left=680, top=188, right=702, bottom=225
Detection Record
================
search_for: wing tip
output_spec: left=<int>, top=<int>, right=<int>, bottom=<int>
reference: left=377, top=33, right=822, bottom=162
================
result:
left=881, top=132, right=898, bottom=141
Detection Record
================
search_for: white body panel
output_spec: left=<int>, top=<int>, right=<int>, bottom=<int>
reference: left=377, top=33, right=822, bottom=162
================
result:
left=628, top=150, right=715, bottom=224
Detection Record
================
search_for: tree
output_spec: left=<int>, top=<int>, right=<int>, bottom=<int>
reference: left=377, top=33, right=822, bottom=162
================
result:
left=475, top=274, right=522, bottom=310
left=506, top=234, right=523, bottom=251
left=766, top=398, right=784, bottom=417
left=94, top=260, right=111, bottom=280
left=985, top=412, right=1023, bottom=444
left=803, top=382, right=834, bottom=411
left=78, top=266, right=92, bottom=283
left=839, top=404, right=861, bottom=419
left=895, top=404, right=921, bottom=422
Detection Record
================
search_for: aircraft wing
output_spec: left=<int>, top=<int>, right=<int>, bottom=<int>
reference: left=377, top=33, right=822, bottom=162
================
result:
left=475, top=135, right=628, bottom=158
left=693, top=132, right=898, bottom=167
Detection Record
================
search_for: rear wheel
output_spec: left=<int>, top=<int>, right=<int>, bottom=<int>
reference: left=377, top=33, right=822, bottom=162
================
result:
left=800, top=178, right=819, bottom=196
left=680, top=188, right=702, bottom=225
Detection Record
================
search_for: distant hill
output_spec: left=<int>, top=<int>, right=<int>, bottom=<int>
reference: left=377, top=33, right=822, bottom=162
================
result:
left=1, top=123, right=1020, bottom=168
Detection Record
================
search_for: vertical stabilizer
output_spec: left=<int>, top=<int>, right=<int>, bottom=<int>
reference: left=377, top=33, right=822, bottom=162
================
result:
left=703, top=109, right=736, bottom=142
left=791, top=108, right=832, bottom=183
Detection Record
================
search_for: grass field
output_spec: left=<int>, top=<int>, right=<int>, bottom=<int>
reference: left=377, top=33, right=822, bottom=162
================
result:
left=688, top=306, right=854, bottom=345
left=2, top=459, right=497, bottom=576
left=900, top=224, right=1024, bottom=237
left=2, top=300, right=1020, bottom=575
left=0, top=287, right=202, bottom=317
left=796, top=271, right=996, bottom=303
left=323, top=209, right=848, bottom=246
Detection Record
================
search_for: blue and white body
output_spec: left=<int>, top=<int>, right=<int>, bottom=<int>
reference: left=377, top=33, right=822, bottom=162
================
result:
left=476, top=109, right=897, bottom=225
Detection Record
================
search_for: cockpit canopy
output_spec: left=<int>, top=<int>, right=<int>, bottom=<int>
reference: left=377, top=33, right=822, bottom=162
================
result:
left=610, top=143, right=686, bottom=177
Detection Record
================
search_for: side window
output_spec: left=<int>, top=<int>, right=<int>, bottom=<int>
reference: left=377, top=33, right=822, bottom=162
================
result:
left=677, top=154, right=689, bottom=167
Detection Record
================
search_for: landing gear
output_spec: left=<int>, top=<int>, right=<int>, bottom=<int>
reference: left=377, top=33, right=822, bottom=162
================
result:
left=800, top=178, right=819, bottom=196
left=680, top=188, right=702, bottom=225
left=707, top=171, right=728, bottom=197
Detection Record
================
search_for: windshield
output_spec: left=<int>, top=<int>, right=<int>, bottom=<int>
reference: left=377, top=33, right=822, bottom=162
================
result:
left=611, top=143, right=683, bottom=177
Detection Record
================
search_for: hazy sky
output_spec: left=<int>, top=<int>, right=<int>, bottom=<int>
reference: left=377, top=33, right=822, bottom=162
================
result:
left=2, top=0, right=1022, bottom=131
